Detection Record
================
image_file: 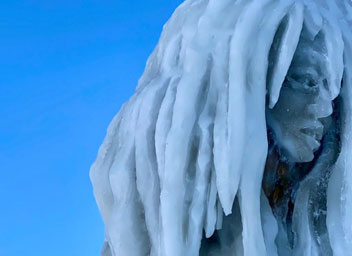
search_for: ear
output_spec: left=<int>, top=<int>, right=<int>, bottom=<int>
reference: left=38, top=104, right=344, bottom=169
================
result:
left=267, top=2, right=304, bottom=109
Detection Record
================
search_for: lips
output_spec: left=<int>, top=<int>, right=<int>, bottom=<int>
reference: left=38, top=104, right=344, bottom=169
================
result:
left=300, top=122, right=324, bottom=141
left=299, top=120, right=324, bottom=152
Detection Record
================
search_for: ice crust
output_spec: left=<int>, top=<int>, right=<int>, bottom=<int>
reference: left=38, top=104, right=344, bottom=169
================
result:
left=90, top=0, right=352, bottom=255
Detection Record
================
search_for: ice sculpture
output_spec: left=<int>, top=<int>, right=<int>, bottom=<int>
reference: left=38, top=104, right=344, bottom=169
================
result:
left=90, top=0, right=352, bottom=255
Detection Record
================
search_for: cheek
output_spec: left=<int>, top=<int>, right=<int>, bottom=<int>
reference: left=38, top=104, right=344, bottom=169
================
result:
left=271, top=87, right=315, bottom=121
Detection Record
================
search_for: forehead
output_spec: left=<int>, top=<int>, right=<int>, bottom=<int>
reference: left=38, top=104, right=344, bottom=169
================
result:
left=289, top=38, right=328, bottom=79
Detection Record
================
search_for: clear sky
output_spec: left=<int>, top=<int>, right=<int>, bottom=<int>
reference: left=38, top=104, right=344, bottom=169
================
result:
left=0, top=1, right=183, bottom=255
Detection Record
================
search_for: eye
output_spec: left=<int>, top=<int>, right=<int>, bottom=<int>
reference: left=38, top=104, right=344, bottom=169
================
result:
left=305, top=77, right=319, bottom=89
left=283, top=75, right=319, bottom=93
left=308, top=80, right=316, bottom=87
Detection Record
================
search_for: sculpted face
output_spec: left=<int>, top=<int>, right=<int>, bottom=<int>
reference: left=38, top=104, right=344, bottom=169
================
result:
left=267, top=40, right=334, bottom=163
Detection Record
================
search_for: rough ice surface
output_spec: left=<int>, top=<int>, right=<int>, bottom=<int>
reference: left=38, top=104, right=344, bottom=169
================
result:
left=90, top=0, right=352, bottom=255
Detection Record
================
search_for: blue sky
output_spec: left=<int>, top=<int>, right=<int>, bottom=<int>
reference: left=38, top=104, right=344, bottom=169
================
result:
left=0, top=1, right=183, bottom=255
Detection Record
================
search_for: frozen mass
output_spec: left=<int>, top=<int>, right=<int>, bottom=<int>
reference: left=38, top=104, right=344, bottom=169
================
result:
left=90, top=0, right=352, bottom=255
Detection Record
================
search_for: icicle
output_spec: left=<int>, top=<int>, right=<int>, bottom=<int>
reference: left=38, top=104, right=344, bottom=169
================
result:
left=267, top=2, right=304, bottom=109
left=261, top=190, right=278, bottom=256
left=108, top=95, right=150, bottom=256
left=90, top=107, right=125, bottom=222
left=135, top=77, right=170, bottom=255
left=302, top=1, right=323, bottom=40
left=161, top=49, right=212, bottom=256
left=327, top=39, right=352, bottom=256
left=186, top=68, right=217, bottom=255
left=205, top=168, right=217, bottom=238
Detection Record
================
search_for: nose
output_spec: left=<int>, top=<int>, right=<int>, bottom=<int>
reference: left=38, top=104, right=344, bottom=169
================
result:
left=307, top=100, right=333, bottom=118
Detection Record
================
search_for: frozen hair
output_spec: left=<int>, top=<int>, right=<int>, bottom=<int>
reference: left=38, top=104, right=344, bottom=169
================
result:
left=90, top=0, right=352, bottom=255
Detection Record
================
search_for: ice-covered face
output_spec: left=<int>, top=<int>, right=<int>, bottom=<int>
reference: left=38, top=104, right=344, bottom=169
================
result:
left=267, top=44, right=334, bottom=163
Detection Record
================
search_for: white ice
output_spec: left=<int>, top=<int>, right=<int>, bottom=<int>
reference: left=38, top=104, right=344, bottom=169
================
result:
left=90, top=0, right=352, bottom=255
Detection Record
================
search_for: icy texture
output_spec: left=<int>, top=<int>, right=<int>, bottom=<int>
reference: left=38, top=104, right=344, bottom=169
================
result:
left=90, top=0, right=352, bottom=255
